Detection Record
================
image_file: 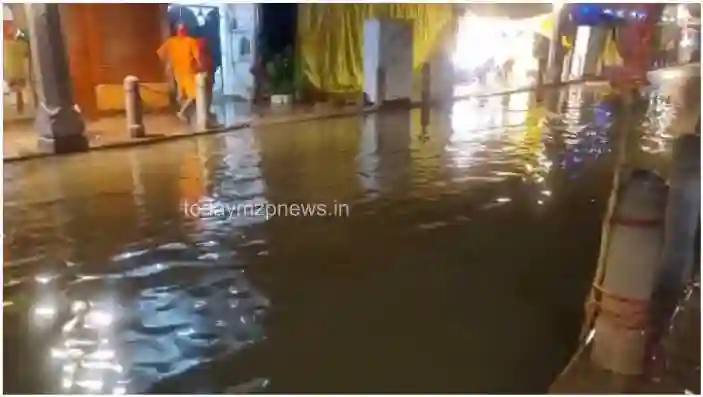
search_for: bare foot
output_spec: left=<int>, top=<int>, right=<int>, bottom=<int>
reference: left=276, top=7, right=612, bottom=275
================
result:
left=176, top=112, right=188, bottom=122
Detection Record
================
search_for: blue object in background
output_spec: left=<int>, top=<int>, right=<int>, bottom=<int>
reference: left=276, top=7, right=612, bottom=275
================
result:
left=569, top=4, right=638, bottom=26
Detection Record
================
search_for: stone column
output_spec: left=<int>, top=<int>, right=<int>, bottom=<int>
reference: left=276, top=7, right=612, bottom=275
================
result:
left=25, top=3, right=88, bottom=154
left=582, top=26, right=609, bottom=78
left=363, top=18, right=413, bottom=106
left=546, top=10, right=563, bottom=85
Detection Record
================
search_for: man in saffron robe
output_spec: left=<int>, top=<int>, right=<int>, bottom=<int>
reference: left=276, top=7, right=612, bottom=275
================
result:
left=157, top=23, right=201, bottom=121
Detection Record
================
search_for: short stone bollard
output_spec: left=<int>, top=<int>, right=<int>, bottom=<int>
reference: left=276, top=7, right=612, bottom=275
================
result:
left=124, top=75, right=145, bottom=138
left=195, top=72, right=208, bottom=131
left=590, top=169, right=668, bottom=375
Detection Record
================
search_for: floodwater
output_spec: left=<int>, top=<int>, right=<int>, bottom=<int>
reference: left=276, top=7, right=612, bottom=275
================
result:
left=3, top=84, right=676, bottom=394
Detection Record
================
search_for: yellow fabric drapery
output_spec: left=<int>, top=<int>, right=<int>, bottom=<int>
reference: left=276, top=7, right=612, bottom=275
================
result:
left=601, top=30, right=624, bottom=67
left=3, top=39, right=29, bottom=82
left=297, top=4, right=455, bottom=94
left=537, top=13, right=554, bottom=38
left=537, top=14, right=572, bottom=49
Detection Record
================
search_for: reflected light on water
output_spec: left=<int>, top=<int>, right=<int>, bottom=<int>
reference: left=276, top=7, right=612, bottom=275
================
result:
left=3, top=75, right=690, bottom=393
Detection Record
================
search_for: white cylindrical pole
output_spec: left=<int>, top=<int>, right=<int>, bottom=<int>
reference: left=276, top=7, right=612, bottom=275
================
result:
left=195, top=72, right=208, bottom=131
left=590, top=170, right=668, bottom=375
left=124, top=75, right=145, bottom=138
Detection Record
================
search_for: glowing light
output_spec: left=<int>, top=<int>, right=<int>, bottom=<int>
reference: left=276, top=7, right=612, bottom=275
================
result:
left=85, top=309, right=113, bottom=329
left=86, top=348, right=115, bottom=361
left=35, top=274, right=54, bottom=284
left=681, top=36, right=693, bottom=48
left=62, top=377, right=73, bottom=390
left=51, top=348, right=68, bottom=359
left=34, top=305, right=56, bottom=319
left=75, top=379, right=103, bottom=392
left=453, top=14, right=539, bottom=83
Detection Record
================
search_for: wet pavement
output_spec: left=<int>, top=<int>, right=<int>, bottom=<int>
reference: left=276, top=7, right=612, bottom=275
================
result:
left=2, top=79, right=687, bottom=393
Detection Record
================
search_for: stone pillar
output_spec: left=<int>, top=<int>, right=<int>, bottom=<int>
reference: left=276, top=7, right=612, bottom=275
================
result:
left=546, top=10, right=563, bottom=85
left=583, top=26, right=610, bottom=78
left=363, top=18, right=413, bottom=106
left=25, top=3, right=87, bottom=154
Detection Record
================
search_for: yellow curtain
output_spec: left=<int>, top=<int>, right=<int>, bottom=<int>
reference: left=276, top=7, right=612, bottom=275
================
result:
left=601, top=30, right=624, bottom=67
left=537, top=14, right=554, bottom=38
left=297, top=4, right=455, bottom=94
left=537, top=14, right=571, bottom=49
left=3, top=39, right=29, bottom=82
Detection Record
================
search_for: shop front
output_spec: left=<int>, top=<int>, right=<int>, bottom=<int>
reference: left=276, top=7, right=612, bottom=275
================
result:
left=4, top=4, right=168, bottom=122
left=452, top=9, right=548, bottom=94
left=3, top=4, right=35, bottom=122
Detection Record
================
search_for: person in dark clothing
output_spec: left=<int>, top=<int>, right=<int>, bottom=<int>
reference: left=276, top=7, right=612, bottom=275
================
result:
left=202, top=8, right=221, bottom=88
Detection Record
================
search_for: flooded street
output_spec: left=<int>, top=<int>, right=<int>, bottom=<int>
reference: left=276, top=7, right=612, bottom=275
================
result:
left=3, top=82, right=678, bottom=393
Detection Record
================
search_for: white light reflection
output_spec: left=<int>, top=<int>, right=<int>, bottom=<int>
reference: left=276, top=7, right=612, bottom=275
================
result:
left=71, top=300, right=88, bottom=314
left=84, top=309, right=113, bottom=329
left=75, top=379, right=104, bottom=392
left=34, top=304, right=57, bottom=319
left=51, top=300, right=125, bottom=394
left=448, top=93, right=513, bottom=170
left=35, top=273, right=56, bottom=284
left=640, top=91, right=679, bottom=155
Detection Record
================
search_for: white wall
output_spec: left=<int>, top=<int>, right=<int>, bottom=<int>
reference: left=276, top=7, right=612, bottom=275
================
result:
left=362, top=20, right=381, bottom=103
left=381, top=19, right=413, bottom=102
left=363, top=18, right=413, bottom=104
left=220, top=3, right=258, bottom=99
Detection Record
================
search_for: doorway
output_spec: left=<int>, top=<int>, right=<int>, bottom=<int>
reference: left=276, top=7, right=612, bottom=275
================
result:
left=3, top=4, right=36, bottom=123
left=452, top=12, right=543, bottom=95
left=167, top=4, right=224, bottom=96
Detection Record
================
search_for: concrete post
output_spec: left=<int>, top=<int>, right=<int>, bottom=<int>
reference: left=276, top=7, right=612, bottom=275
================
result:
left=546, top=9, right=563, bottom=85
left=124, top=76, right=145, bottom=138
left=421, top=62, right=431, bottom=129
left=590, top=170, right=668, bottom=375
left=195, top=72, right=208, bottom=131
left=583, top=27, right=609, bottom=79
left=376, top=67, right=386, bottom=107
left=25, top=3, right=88, bottom=154
left=421, top=62, right=431, bottom=104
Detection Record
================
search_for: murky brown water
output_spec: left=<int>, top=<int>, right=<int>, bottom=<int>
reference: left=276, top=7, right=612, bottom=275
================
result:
left=3, top=84, right=676, bottom=393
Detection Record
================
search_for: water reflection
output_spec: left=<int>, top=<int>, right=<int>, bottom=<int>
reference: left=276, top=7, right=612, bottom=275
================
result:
left=4, top=80, right=688, bottom=393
